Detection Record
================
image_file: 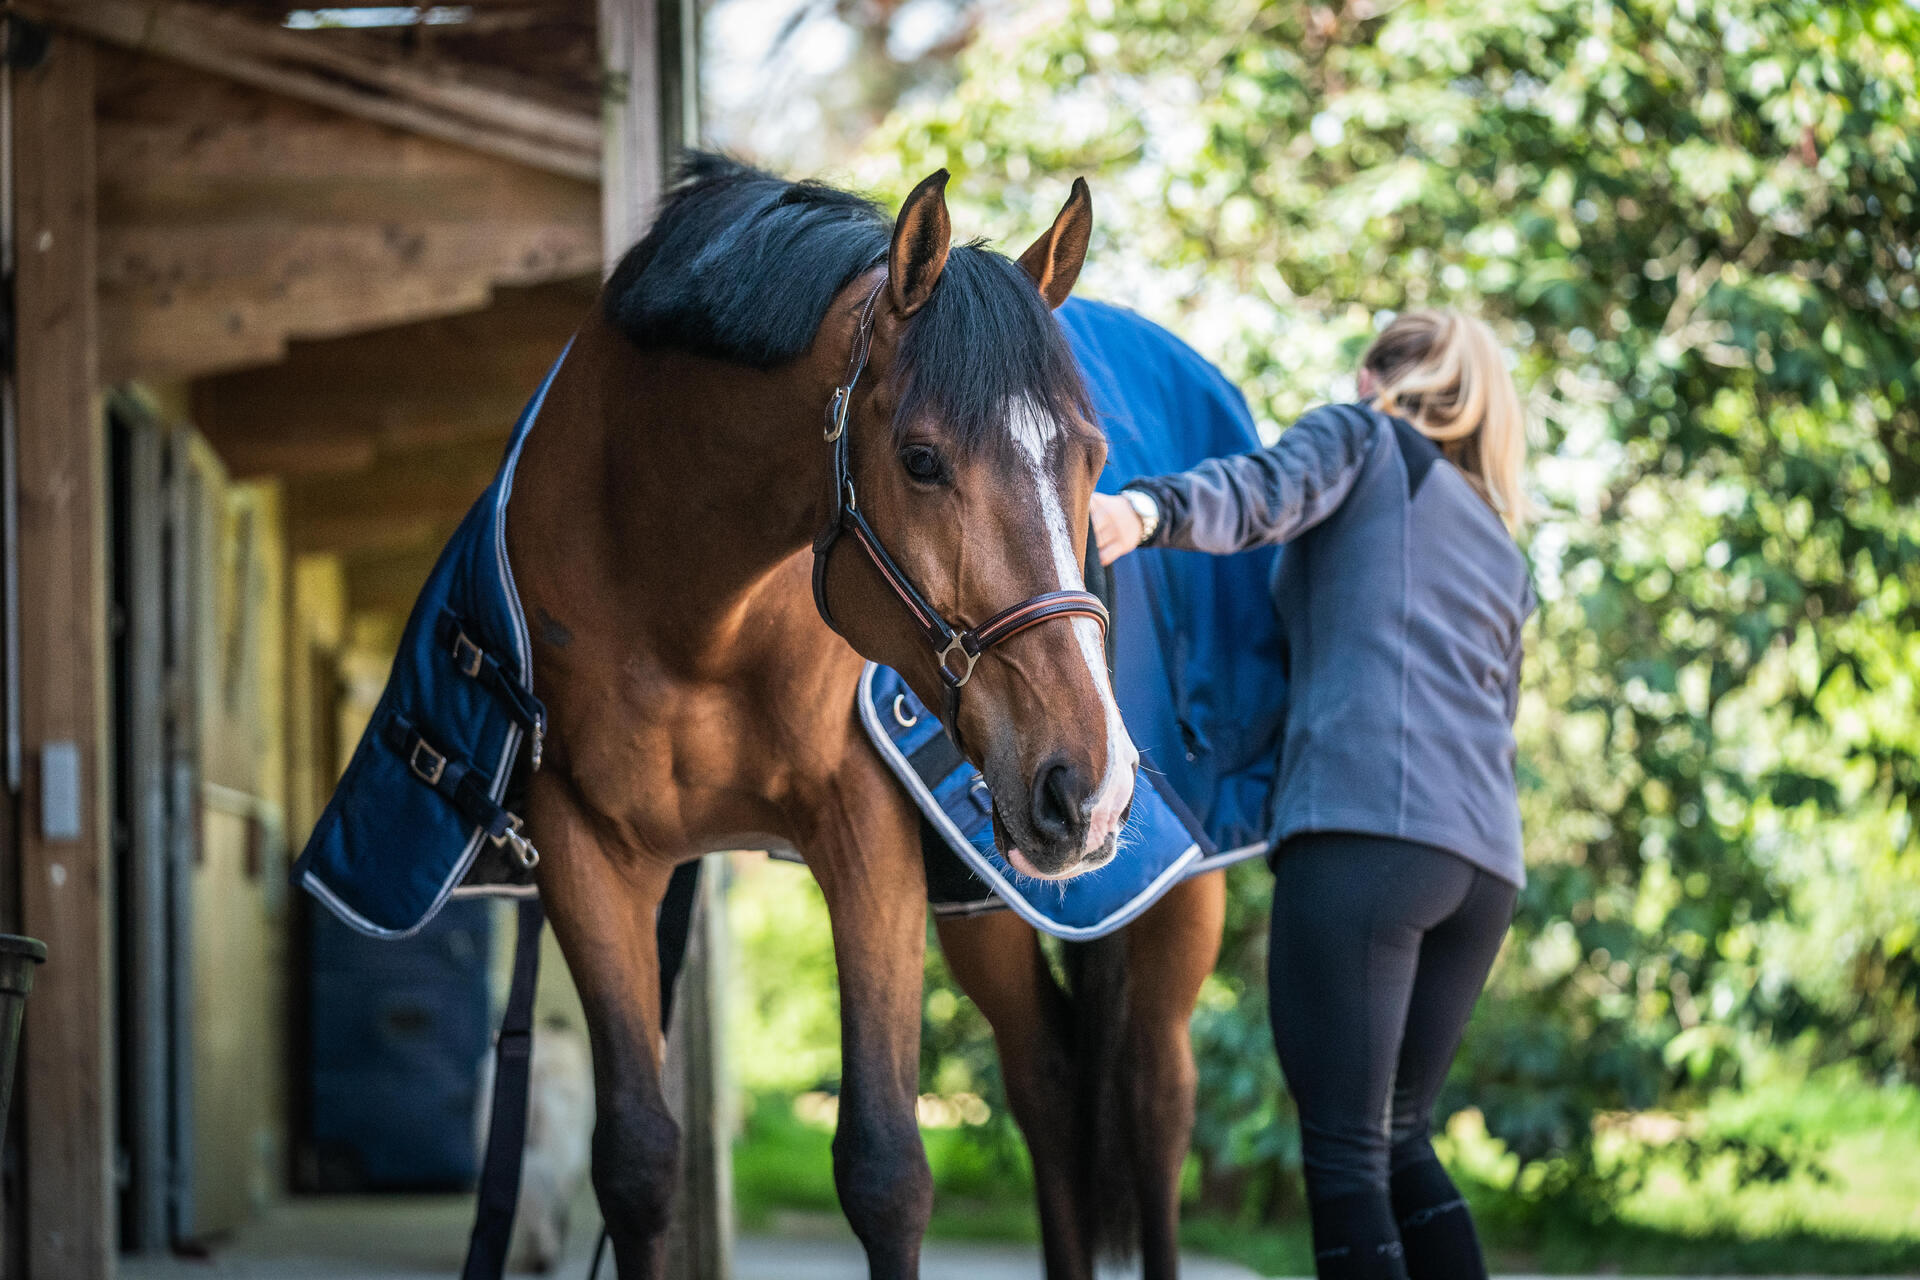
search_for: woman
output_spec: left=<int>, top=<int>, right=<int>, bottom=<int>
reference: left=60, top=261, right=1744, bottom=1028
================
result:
left=1092, top=310, right=1533, bottom=1280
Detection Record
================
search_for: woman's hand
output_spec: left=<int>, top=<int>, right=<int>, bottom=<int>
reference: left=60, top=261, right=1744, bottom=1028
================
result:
left=1091, top=492, right=1144, bottom=565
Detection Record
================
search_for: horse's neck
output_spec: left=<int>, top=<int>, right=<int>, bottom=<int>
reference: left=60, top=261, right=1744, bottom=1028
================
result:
left=519, top=318, right=831, bottom=657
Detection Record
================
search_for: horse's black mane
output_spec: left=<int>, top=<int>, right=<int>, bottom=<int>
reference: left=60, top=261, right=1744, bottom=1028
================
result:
left=604, top=152, right=1089, bottom=452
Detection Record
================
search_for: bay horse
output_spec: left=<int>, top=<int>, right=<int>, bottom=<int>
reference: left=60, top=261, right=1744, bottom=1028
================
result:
left=507, top=154, right=1142, bottom=1278
left=938, top=878, right=1224, bottom=1279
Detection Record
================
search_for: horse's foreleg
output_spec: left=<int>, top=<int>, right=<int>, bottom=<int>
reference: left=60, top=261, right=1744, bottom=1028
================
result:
left=531, top=777, right=679, bottom=1279
left=1122, top=870, right=1226, bottom=1280
left=804, top=769, right=935, bottom=1279
left=936, top=909, right=1089, bottom=1280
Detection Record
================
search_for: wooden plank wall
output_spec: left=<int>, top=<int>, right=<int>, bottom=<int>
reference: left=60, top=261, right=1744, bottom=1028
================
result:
left=95, top=49, right=600, bottom=383
left=12, top=30, right=113, bottom=1280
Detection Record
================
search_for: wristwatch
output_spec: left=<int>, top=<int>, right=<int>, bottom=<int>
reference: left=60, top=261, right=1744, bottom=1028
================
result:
left=1121, top=487, right=1161, bottom=546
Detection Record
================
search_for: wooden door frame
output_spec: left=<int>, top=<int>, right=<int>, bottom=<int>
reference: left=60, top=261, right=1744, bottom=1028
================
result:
left=8, top=22, right=114, bottom=1280
left=107, top=394, right=201, bottom=1254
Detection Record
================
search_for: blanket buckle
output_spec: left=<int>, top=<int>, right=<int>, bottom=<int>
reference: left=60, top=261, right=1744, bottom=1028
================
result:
left=451, top=629, right=485, bottom=679
left=492, top=814, right=540, bottom=871
left=409, top=737, right=448, bottom=787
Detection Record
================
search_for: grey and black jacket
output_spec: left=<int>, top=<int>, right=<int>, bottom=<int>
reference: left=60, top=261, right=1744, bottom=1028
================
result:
left=1127, top=402, right=1534, bottom=887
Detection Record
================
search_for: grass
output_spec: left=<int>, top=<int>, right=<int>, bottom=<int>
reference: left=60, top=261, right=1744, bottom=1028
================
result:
left=733, top=1093, right=1042, bottom=1243
left=733, top=1068, right=1920, bottom=1275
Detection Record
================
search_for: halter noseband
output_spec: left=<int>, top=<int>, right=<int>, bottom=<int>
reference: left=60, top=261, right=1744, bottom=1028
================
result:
left=810, top=277, right=1110, bottom=739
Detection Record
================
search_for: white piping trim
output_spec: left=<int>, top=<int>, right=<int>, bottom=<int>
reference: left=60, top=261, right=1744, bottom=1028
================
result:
left=495, top=341, right=569, bottom=685
left=859, top=663, right=1199, bottom=941
left=1194, top=840, right=1270, bottom=872
left=927, top=832, right=1269, bottom=922
left=450, top=881, right=540, bottom=899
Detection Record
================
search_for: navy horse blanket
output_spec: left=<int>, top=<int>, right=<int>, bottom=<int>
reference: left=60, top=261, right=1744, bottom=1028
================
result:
left=860, top=298, right=1286, bottom=938
left=292, top=354, right=565, bottom=937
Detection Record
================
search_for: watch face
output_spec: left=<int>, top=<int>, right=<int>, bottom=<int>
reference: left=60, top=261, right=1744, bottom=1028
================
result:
left=1126, top=490, right=1158, bottom=539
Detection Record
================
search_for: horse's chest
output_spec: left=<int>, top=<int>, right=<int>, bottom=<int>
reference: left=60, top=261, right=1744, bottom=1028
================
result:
left=557, top=658, right=848, bottom=854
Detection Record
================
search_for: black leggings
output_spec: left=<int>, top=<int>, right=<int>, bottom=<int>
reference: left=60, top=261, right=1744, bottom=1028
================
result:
left=1268, top=832, right=1516, bottom=1280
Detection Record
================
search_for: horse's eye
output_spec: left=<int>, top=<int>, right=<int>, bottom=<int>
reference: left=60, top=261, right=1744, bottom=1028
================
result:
left=900, top=445, right=948, bottom=485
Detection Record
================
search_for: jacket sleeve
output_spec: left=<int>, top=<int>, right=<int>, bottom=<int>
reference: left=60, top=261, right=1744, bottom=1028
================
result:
left=1125, top=404, right=1375, bottom=555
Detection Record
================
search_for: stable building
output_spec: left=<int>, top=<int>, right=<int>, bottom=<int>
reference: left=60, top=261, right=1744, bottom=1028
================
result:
left=0, top=2, right=706, bottom=1275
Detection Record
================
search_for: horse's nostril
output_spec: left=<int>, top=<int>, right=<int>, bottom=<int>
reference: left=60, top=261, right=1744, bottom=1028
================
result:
left=1031, top=758, right=1086, bottom=843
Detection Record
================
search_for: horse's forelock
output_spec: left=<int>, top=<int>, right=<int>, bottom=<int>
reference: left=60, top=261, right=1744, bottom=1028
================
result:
left=891, top=247, right=1094, bottom=458
left=604, top=154, right=1094, bottom=456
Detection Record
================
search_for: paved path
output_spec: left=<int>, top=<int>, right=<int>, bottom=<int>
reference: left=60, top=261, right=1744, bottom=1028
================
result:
left=116, top=1194, right=1914, bottom=1279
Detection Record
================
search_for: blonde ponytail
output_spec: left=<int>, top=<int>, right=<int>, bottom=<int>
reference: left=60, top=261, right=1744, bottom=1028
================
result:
left=1363, top=310, right=1528, bottom=528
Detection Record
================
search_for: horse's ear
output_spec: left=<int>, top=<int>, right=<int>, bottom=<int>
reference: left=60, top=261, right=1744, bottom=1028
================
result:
left=1018, top=178, right=1092, bottom=310
left=888, top=169, right=952, bottom=318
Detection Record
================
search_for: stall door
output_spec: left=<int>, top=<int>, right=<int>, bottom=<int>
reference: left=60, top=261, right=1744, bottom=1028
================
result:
left=110, top=401, right=198, bottom=1251
left=303, top=901, right=493, bottom=1189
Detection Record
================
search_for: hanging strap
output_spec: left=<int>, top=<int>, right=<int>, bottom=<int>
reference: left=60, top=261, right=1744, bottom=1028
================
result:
left=461, top=896, right=544, bottom=1280
left=435, top=610, right=549, bottom=770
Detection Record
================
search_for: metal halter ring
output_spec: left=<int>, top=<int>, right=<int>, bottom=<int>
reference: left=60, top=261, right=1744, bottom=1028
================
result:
left=938, top=636, right=979, bottom=688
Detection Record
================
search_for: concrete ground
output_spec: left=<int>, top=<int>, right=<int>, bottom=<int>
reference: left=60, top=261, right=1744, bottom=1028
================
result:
left=116, top=1195, right=1261, bottom=1280
left=116, top=1194, right=1912, bottom=1280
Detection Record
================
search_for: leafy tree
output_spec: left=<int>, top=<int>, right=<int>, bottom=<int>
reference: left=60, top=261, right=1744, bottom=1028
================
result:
left=858, top=0, right=1920, bottom=1208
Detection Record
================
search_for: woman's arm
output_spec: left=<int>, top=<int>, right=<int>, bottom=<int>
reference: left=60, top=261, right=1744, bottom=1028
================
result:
left=1103, top=404, right=1376, bottom=560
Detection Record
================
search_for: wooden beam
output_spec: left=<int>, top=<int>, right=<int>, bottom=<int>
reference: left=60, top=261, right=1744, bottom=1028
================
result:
left=600, top=0, right=663, bottom=263
left=341, top=541, right=452, bottom=617
left=97, top=53, right=599, bottom=382
left=12, top=32, right=112, bottom=1280
left=285, top=437, right=510, bottom=555
left=192, top=280, right=591, bottom=477
left=23, top=0, right=601, bottom=180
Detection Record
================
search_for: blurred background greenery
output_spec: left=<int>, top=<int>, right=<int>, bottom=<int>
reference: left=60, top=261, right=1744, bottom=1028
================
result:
left=704, top=0, right=1920, bottom=1271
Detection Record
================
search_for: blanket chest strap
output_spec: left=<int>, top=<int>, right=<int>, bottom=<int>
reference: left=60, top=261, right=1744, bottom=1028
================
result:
left=434, top=609, right=549, bottom=770
left=382, top=713, right=540, bottom=870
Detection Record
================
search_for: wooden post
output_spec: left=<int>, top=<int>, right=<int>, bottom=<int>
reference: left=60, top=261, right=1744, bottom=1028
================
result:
left=11, top=28, right=113, bottom=1280
left=663, top=865, right=732, bottom=1280
left=598, top=0, right=663, bottom=267
left=598, top=0, right=730, bottom=1272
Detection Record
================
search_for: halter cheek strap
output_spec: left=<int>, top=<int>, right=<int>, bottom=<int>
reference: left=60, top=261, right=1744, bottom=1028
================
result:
left=810, top=277, right=1109, bottom=742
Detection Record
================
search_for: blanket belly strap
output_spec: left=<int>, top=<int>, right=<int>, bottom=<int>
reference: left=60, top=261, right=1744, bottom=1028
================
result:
left=382, top=713, right=539, bottom=871
left=435, top=609, right=548, bottom=769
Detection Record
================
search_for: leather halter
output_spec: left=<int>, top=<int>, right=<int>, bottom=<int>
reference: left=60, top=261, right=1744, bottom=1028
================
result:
left=810, top=276, right=1110, bottom=739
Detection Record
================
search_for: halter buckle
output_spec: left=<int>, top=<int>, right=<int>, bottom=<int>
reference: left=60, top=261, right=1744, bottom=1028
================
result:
left=825, top=387, right=851, bottom=442
left=938, top=635, right=979, bottom=689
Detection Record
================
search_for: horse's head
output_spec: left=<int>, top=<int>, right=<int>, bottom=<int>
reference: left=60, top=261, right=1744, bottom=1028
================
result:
left=817, top=171, right=1137, bottom=879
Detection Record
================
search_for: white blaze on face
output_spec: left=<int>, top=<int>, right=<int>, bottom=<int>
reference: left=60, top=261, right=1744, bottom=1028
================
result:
left=1008, top=397, right=1139, bottom=857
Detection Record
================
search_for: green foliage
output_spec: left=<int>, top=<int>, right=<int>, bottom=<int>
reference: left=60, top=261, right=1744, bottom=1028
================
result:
left=725, top=853, right=1031, bottom=1177
left=850, top=0, right=1920, bottom=1207
left=726, top=856, right=844, bottom=1096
